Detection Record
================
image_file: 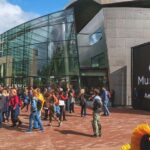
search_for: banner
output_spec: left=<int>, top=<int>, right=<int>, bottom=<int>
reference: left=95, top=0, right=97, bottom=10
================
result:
left=132, top=43, right=150, bottom=110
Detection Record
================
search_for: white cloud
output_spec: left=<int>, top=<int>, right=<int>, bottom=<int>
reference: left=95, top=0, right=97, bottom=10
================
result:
left=0, top=0, right=39, bottom=34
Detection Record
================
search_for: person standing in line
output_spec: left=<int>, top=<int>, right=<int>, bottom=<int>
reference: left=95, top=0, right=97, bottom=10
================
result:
left=92, top=89, right=103, bottom=137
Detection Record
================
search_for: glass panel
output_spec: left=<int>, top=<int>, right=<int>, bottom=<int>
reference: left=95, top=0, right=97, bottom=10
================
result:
left=49, top=11, right=66, bottom=25
left=66, top=15, right=74, bottom=22
left=49, top=23, right=75, bottom=42
left=25, top=16, right=48, bottom=31
left=0, top=9, right=79, bottom=86
left=46, top=57, right=79, bottom=76
left=47, top=40, right=79, bottom=76
left=48, top=40, right=77, bottom=60
left=91, top=52, right=105, bottom=68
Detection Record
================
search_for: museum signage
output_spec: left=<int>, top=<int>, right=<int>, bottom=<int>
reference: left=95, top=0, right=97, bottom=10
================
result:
left=132, top=43, right=150, bottom=110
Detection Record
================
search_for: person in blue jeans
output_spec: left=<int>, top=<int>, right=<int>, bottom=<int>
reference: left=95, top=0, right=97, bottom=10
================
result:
left=101, top=87, right=110, bottom=116
left=26, top=90, right=44, bottom=133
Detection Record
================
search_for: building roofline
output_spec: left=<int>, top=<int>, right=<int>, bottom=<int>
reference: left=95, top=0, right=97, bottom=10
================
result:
left=101, top=0, right=150, bottom=8
left=132, top=42, right=150, bottom=49
left=67, top=0, right=150, bottom=9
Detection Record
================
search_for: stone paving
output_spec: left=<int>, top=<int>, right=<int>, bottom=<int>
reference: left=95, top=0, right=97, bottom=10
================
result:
left=0, top=106, right=150, bottom=150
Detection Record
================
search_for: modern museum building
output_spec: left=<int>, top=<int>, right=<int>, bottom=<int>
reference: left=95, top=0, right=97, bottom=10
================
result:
left=1, top=0, right=150, bottom=108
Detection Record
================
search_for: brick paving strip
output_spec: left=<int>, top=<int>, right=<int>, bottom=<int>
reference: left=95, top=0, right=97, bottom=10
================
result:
left=0, top=106, right=150, bottom=150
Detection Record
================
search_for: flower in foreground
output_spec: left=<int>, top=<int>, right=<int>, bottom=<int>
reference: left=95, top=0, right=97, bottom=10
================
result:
left=121, top=144, right=131, bottom=150
left=131, top=124, right=150, bottom=150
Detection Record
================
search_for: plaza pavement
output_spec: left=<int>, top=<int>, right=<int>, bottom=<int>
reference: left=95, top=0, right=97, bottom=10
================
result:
left=0, top=106, right=150, bottom=150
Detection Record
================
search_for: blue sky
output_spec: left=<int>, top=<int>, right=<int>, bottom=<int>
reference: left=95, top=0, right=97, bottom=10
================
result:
left=0, top=0, right=71, bottom=34
left=8, top=0, right=70, bottom=15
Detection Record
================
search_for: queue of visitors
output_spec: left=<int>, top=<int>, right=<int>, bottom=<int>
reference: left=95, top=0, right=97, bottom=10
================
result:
left=0, top=84, right=112, bottom=137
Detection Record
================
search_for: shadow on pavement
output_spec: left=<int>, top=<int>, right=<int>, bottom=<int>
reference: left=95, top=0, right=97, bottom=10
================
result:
left=55, top=129, right=92, bottom=137
left=2, top=122, right=28, bottom=132
left=66, top=114, right=81, bottom=117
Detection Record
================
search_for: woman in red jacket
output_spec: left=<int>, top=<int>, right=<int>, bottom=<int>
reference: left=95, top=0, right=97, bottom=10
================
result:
left=10, top=89, right=22, bottom=127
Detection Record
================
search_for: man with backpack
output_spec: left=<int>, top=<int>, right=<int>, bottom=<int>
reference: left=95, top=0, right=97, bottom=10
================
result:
left=92, top=89, right=103, bottom=137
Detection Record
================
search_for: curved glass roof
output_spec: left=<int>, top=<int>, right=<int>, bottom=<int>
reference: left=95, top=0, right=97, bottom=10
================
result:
left=0, top=9, right=79, bottom=86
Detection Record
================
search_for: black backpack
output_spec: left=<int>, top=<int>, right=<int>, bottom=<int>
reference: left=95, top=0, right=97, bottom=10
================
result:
left=93, top=98, right=102, bottom=112
left=37, top=100, right=42, bottom=110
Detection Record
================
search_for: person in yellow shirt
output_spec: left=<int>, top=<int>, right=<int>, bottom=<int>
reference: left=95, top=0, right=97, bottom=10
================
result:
left=33, top=88, right=45, bottom=129
left=36, top=88, right=45, bottom=111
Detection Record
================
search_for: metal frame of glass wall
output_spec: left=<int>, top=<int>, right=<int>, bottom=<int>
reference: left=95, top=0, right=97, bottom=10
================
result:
left=0, top=9, right=79, bottom=87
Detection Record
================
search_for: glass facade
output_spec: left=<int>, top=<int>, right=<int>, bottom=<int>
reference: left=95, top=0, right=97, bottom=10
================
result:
left=0, top=9, right=79, bottom=86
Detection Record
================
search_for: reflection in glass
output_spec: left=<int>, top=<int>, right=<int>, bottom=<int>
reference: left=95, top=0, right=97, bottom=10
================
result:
left=0, top=9, right=79, bottom=86
left=89, top=28, right=102, bottom=45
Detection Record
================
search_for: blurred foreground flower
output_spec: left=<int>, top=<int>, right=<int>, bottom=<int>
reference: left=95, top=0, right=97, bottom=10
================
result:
left=121, top=144, right=131, bottom=150
left=121, top=124, right=150, bottom=150
left=131, top=124, right=150, bottom=150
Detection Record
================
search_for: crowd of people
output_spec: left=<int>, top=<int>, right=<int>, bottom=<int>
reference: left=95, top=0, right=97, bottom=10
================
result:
left=0, top=84, right=114, bottom=137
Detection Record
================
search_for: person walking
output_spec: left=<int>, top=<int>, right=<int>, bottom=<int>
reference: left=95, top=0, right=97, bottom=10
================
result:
left=9, top=89, right=22, bottom=127
left=33, top=88, right=45, bottom=129
left=26, top=90, right=44, bottom=133
left=101, top=87, right=110, bottom=116
left=92, top=89, right=103, bottom=137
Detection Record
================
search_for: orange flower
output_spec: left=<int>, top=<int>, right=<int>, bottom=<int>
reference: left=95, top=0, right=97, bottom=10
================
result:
left=131, top=124, right=150, bottom=150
